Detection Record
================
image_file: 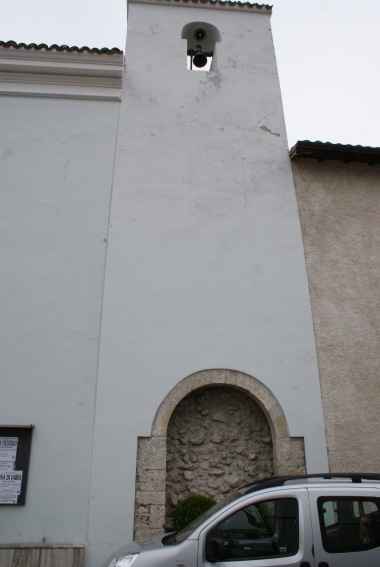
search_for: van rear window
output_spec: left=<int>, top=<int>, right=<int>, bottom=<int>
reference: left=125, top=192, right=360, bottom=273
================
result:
left=318, top=497, right=380, bottom=553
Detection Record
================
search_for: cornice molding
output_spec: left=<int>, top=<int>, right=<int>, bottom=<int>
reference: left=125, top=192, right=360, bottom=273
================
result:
left=0, top=46, right=124, bottom=100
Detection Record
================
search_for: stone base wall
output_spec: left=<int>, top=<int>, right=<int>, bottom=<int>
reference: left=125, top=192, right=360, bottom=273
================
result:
left=166, top=386, right=273, bottom=525
left=134, top=437, right=167, bottom=540
left=0, top=545, right=84, bottom=567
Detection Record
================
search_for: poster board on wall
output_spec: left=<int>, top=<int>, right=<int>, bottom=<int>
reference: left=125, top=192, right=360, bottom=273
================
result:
left=0, top=425, right=33, bottom=505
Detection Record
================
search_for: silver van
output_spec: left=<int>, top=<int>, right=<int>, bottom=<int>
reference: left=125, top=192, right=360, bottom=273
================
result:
left=103, top=473, right=380, bottom=567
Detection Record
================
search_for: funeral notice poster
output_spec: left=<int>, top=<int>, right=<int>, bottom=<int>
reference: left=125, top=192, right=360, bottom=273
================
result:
left=0, top=437, right=22, bottom=503
left=0, top=471, right=23, bottom=503
left=0, top=437, right=18, bottom=468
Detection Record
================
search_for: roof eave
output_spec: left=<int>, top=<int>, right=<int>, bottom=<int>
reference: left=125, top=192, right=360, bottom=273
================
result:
left=290, top=140, right=380, bottom=166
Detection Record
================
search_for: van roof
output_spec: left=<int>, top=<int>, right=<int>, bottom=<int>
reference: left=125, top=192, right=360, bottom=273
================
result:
left=241, top=473, right=380, bottom=495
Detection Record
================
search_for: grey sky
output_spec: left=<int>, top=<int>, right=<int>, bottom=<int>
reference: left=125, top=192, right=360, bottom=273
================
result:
left=1, top=0, right=379, bottom=148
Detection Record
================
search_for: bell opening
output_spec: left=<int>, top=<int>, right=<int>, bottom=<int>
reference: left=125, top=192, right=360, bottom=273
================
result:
left=182, top=22, right=220, bottom=72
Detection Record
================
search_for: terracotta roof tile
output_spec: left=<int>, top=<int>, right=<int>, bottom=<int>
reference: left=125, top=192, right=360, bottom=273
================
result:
left=158, top=0, right=272, bottom=7
left=0, top=40, right=123, bottom=55
left=131, top=0, right=272, bottom=10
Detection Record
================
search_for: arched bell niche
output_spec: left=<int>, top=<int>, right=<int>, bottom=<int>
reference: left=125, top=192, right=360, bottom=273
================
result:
left=182, top=22, right=221, bottom=71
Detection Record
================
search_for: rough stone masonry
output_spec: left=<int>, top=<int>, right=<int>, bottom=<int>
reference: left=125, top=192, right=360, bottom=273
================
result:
left=165, top=386, right=274, bottom=525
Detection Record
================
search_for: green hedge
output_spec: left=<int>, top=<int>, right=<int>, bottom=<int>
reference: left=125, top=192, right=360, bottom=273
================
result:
left=171, top=494, right=216, bottom=531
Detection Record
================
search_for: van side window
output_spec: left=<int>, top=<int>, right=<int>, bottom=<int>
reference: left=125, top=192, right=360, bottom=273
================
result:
left=318, top=497, right=380, bottom=553
left=209, top=498, right=299, bottom=561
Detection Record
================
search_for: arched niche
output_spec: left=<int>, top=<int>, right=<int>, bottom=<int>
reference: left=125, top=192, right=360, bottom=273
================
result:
left=134, top=369, right=305, bottom=539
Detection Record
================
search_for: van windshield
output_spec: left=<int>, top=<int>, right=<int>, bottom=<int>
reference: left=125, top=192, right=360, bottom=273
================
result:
left=164, top=490, right=242, bottom=545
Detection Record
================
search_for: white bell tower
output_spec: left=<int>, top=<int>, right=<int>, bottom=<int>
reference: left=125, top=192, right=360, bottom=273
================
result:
left=88, top=0, right=328, bottom=563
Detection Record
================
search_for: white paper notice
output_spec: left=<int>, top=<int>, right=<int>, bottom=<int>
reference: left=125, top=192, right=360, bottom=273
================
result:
left=0, top=471, right=23, bottom=503
left=0, top=438, right=18, bottom=464
left=0, top=462, right=14, bottom=472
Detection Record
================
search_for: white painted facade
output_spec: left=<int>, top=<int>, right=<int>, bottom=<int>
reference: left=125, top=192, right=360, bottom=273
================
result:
left=0, top=46, right=123, bottom=564
left=1, top=2, right=328, bottom=566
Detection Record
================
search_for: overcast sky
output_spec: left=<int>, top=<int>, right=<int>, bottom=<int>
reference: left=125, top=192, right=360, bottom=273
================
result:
left=1, top=0, right=379, bottom=148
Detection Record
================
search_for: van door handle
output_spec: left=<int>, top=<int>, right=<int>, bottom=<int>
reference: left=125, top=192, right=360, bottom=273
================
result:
left=300, top=563, right=311, bottom=567
left=318, top=563, right=329, bottom=567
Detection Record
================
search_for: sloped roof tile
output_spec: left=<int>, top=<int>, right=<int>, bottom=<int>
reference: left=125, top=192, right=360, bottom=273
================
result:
left=131, top=0, right=272, bottom=11
left=0, top=40, right=122, bottom=55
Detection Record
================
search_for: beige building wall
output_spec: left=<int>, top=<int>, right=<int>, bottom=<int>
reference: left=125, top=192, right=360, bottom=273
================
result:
left=292, top=156, right=380, bottom=471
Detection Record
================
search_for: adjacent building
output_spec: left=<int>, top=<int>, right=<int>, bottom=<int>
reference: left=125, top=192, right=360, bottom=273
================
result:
left=291, top=141, right=380, bottom=473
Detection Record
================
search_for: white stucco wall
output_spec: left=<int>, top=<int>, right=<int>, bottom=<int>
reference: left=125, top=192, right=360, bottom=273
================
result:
left=0, top=92, right=120, bottom=548
left=88, top=2, right=328, bottom=564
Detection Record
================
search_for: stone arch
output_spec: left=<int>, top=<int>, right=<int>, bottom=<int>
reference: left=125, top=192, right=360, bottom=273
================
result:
left=134, top=369, right=305, bottom=539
